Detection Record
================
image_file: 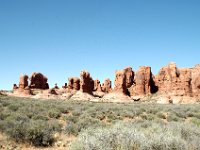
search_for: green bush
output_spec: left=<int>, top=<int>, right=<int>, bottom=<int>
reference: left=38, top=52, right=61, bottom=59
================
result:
left=48, top=108, right=61, bottom=118
left=25, top=120, right=61, bottom=146
left=5, top=119, right=61, bottom=146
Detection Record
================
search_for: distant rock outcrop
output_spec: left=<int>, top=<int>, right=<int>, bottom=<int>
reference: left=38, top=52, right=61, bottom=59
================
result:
left=114, top=70, right=127, bottom=94
left=68, top=77, right=80, bottom=91
left=156, top=62, right=191, bottom=96
left=102, top=79, right=112, bottom=93
left=191, top=65, right=200, bottom=97
left=94, top=79, right=102, bottom=92
left=80, top=71, right=94, bottom=95
left=19, top=74, right=29, bottom=89
left=30, top=72, right=49, bottom=89
left=13, top=84, right=18, bottom=90
left=130, top=66, right=157, bottom=96
left=10, top=62, right=200, bottom=103
left=124, top=67, right=134, bottom=88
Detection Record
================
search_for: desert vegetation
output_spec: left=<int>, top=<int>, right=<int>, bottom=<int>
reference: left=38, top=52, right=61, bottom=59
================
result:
left=1, top=95, right=200, bottom=149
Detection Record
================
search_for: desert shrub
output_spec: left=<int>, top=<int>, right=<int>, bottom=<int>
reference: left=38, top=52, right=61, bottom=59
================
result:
left=186, top=111, right=194, bottom=117
left=5, top=119, right=61, bottom=146
left=146, top=114, right=155, bottom=121
left=156, top=112, right=167, bottom=119
left=190, top=118, right=200, bottom=127
left=65, top=116, right=106, bottom=136
left=7, top=101, right=24, bottom=112
left=167, top=113, right=183, bottom=122
left=32, top=115, right=49, bottom=120
left=65, top=115, right=79, bottom=123
left=193, top=112, right=200, bottom=119
left=70, top=121, right=200, bottom=150
left=140, top=113, right=148, bottom=120
left=0, top=109, right=12, bottom=120
left=48, top=108, right=62, bottom=118
left=76, top=117, right=105, bottom=132
left=25, top=120, right=61, bottom=146
left=65, top=122, right=78, bottom=135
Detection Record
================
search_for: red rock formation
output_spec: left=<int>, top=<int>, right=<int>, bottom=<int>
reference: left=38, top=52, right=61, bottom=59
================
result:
left=13, top=84, right=18, bottom=90
left=62, top=83, right=68, bottom=89
left=191, top=65, right=200, bottom=96
left=124, top=67, right=134, bottom=88
left=80, top=71, right=94, bottom=94
left=68, top=77, right=80, bottom=90
left=155, top=62, right=192, bottom=96
left=54, top=84, right=59, bottom=89
left=10, top=62, right=200, bottom=100
left=130, top=66, right=157, bottom=96
left=48, top=88, right=58, bottom=95
left=176, top=68, right=192, bottom=96
left=114, top=70, right=127, bottom=93
left=102, top=79, right=112, bottom=93
left=30, top=72, right=49, bottom=89
left=94, top=79, right=102, bottom=92
left=23, top=86, right=32, bottom=95
left=19, top=75, right=29, bottom=89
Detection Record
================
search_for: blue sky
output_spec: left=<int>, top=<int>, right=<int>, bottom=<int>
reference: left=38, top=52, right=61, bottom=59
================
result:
left=0, top=0, right=200, bottom=90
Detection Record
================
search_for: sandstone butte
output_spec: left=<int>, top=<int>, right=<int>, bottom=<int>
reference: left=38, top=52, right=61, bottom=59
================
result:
left=8, top=62, right=200, bottom=104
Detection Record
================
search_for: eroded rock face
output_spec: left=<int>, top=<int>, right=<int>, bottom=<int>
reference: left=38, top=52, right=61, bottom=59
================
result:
left=155, top=62, right=192, bottom=96
left=114, top=70, right=127, bottom=94
left=80, top=71, right=94, bottom=94
left=191, top=65, right=200, bottom=97
left=30, top=72, right=49, bottom=89
left=19, top=75, right=29, bottom=89
left=23, top=86, right=32, bottom=95
left=10, top=62, right=200, bottom=101
left=129, top=66, right=157, bottom=96
left=102, top=79, right=112, bottom=93
left=68, top=77, right=80, bottom=90
left=124, top=67, right=134, bottom=88
left=94, top=79, right=102, bottom=92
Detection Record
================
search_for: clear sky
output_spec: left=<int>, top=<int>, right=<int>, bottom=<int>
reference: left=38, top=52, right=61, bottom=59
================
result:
left=0, top=0, right=200, bottom=90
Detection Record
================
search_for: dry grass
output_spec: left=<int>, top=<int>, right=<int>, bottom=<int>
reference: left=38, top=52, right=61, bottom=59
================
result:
left=1, top=95, right=200, bottom=149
